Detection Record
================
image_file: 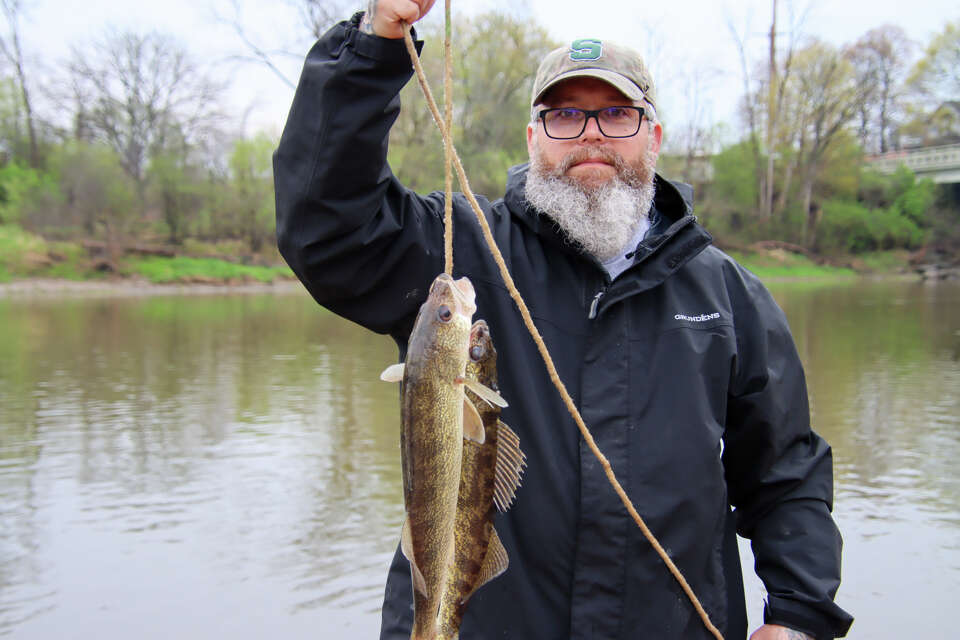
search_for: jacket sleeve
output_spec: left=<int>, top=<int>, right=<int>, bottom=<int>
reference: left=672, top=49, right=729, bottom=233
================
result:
left=274, top=14, right=447, bottom=336
left=722, top=265, right=854, bottom=639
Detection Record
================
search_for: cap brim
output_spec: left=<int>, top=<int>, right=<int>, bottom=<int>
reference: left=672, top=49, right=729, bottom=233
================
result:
left=532, top=68, right=644, bottom=106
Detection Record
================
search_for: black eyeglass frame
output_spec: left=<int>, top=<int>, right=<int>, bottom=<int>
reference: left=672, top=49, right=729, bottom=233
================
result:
left=537, top=106, right=646, bottom=140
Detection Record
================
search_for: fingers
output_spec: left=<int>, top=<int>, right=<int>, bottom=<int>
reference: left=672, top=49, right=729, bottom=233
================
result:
left=391, top=0, right=423, bottom=24
left=367, top=0, right=436, bottom=39
left=418, top=0, right=438, bottom=19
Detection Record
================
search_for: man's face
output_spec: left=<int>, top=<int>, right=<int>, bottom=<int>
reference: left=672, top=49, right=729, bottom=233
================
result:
left=526, top=77, right=663, bottom=190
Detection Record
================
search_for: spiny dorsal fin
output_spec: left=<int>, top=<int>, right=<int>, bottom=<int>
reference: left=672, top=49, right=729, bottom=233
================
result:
left=462, top=396, right=485, bottom=444
left=470, top=527, right=509, bottom=598
left=401, top=516, right=428, bottom=597
left=462, top=377, right=508, bottom=408
left=380, top=363, right=404, bottom=382
left=494, top=421, right=526, bottom=512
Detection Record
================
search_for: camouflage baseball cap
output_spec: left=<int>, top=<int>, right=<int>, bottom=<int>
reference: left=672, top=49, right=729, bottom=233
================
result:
left=531, top=38, right=657, bottom=111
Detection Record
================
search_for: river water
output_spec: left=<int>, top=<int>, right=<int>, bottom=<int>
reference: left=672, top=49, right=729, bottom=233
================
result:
left=1, top=279, right=957, bottom=639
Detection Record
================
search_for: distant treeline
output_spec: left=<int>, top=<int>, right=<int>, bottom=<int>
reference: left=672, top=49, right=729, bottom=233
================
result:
left=0, top=6, right=957, bottom=259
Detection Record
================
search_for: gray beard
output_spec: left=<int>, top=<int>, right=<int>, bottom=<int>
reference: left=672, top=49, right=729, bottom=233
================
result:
left=524, top=145, right=656, bottom=262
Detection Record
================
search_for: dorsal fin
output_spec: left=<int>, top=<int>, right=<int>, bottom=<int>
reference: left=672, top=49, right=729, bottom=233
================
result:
left=493, top=421, right=526, bottom=512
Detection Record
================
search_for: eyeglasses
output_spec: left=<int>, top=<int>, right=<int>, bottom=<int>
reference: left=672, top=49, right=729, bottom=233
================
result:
left=538, top=106, right=645, bottom=139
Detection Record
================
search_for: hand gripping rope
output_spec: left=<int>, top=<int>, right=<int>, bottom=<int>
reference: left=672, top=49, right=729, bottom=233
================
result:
left=401, top=6, right=723, bottom=638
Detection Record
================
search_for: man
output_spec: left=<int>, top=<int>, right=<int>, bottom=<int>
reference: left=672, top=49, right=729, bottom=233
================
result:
left=274, top=1, right=854, bottom=638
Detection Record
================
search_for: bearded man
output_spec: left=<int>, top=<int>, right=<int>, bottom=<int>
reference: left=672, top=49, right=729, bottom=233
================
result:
left=274, top=1, right=853, bottom=638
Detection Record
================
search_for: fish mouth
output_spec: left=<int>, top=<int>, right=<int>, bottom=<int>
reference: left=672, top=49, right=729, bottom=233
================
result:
left=432, top=273, right=477, bottom=318
left=469, top=319, right=493, bottom=362
left=470, top=319, right=489, bottom=341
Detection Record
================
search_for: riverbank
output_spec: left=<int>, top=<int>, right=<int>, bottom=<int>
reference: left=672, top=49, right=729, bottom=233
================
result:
left=0, top=223, right=930, bottom=294
left=0, top=224, right=297, bottom=287
left=0, top=277, right=306, bottom=298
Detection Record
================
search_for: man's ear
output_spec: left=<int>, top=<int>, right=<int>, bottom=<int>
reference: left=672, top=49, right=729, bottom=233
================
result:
left=650, top=121, right=663, bottom=155
left=526, top=122, right=535, bottom=159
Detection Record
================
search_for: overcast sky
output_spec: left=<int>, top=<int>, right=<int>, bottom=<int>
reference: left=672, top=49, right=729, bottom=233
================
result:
left=11, top=0, right=959, bottom=142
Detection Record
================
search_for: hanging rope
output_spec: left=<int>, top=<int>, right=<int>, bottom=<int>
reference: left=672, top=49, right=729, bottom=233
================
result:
left=442, top=0, right=454, bottom=275
left=400, top=20, right=724, bottom=640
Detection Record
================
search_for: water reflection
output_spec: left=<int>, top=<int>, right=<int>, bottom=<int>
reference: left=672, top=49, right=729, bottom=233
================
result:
left=1, top=280, right=958, bottom=639
left=0, top=293, right=403, bottom=638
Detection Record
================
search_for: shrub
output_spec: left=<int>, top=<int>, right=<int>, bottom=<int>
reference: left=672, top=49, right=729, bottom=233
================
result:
left=0, top=163, right=60, bottom=226
left=818, top=199, right=925, bottom=253
left=818, top=200, right=876, bottom=253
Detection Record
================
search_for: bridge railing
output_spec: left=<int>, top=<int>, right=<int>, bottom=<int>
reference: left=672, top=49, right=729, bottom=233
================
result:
left=866, top=143, right=960, bottom=177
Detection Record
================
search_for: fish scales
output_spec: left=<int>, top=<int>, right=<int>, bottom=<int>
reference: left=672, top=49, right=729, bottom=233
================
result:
left=437, top=320, right=525, bottom=640
left=398, top=274, right=477, bottom=640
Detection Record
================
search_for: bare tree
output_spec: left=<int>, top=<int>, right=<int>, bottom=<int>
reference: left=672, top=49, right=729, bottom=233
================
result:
left=907, top=19, right=960, bottom=108
left=216, top=0, right=356, bottom=90
left=291, top=0, right=357, bottom=39
left=68, top=30, right=224, bottom=210
left=727, top=0, right=810, bottom=220
left=847, top=25, right=912, bottom=153
left=660, top=60, right=721, bottom=190
left=902, top=20, right=960, bottom=146
left=786, top=41, right=864, bottom=247
left=0, top=0, right=38, bottom=167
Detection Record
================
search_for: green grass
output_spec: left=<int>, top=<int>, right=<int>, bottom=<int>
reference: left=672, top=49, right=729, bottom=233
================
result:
left=124, top=256, right=293, bottom=284
left=728, top=250, right=857, bottom=280
left=0, top=224, right=294, bottom=284
left=0, top=224, right=46, bottom=268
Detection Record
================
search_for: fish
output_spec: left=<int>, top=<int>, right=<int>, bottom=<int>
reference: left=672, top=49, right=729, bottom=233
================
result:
left=380, top=273, right=507, bottom=640
left=437, top=320, right=526, bottom=640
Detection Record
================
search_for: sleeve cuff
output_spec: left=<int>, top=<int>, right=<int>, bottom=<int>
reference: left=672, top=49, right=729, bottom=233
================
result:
left=764, top=596, right=853, bottom=639
left=346, top=11, right=424, bottom=65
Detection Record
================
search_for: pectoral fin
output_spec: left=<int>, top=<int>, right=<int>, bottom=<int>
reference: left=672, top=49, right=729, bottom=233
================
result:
left=401, top=516, right=428, bottom=597
left=462, top=397, right=486, bottom=444
left=462, top=377, right=508, bottom=408
left=380, top=363, right=405, bottom=382
left=494, top=421, right=526, bottom=512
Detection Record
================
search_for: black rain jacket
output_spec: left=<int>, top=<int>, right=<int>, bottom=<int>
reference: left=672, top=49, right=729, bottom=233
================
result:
left=274, top=15, right=854, bottom=640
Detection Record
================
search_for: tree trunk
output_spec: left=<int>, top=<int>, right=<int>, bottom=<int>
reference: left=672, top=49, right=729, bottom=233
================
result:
left=1, top=2, right=39, bottom=168
left=15, top=59, right=38, bottom=168
left=776, top=158, right=795, bottom=218
left=801, top=175, right=815, bottom=249
left=763, top=0, right=777, bottom=219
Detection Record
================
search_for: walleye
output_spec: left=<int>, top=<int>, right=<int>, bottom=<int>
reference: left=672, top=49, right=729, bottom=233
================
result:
left=437, top=320, right=525, bottom=640
left=380, top=274, right=506, bottom=640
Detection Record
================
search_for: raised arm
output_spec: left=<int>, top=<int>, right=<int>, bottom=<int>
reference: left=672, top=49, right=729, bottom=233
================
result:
left=273, top=5, right=445, bottom=336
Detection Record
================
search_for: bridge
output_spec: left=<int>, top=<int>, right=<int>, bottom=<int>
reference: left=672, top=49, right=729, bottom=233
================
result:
left=866, top=143, right=960, bottom=184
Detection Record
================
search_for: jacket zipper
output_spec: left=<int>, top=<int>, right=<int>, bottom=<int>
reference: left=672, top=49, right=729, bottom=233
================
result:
left=588, top=288, right=606, bottom=319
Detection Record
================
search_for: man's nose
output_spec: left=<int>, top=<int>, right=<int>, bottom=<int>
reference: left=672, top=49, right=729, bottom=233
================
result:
left=580, top=114, right=605, bottom=142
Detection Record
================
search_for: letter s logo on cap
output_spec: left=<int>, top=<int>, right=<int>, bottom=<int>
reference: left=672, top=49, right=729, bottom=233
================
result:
left=570, top=38, right=602, bottom=61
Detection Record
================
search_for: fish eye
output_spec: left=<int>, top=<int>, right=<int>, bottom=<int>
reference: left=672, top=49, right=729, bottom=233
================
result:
left=438, top=305, right=453, bottom=322
left=470, top=344, right=485, bottom=361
